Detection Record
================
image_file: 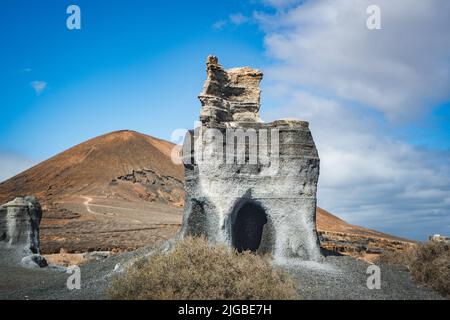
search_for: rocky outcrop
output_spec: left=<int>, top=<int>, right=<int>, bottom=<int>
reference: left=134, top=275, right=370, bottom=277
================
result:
left=0, top=196, right=42, bottom=254
left=199, top=55, right=263, bottom=124
left=318, top=231, right=414, bottom=256
left=116, top=168, right=184, bottom=204
left=21, top=254, right=48, bottom=269
left=180, top=56, right=322, bottom=261
left=0, top=196, right=47, bottom=268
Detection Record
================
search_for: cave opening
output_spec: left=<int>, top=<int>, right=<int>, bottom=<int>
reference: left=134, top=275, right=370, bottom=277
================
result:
left=232, top=202, right=268, bottom=253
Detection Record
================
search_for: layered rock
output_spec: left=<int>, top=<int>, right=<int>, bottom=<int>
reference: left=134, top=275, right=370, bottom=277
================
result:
left=199, top=55, right=263, bottom=124
left=0, top=196, right=47, bottom=268
left=180, top=56, right=322, bottom=261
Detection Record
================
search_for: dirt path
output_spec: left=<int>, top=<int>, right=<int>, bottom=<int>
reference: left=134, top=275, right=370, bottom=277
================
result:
left=79, top=196, right=182, bottom=226
left=81, top=196, right=96, bottom=214
left=82, top=196, right=142, bottom=212
left=81, top=195, right=142, bottom=223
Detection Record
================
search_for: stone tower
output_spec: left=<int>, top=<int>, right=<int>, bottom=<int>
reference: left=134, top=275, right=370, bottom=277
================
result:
left=0, top=196, right=42, bottom=255
left=179, top=56, right=322, bottom=261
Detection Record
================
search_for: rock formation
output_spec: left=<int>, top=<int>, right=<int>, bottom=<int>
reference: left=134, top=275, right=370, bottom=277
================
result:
left=179, top=56, right=322, bottom=261
left=0, top=196, right=47, bottom=268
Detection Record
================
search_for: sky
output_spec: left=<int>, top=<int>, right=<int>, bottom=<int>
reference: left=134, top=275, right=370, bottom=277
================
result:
left=0, top=0, right=449, bottom=240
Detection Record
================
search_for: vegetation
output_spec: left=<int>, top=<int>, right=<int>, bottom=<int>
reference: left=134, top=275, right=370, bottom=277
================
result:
left=108, top=236, right=300, bottom=300
left=377, top=241, right=450, bottom=297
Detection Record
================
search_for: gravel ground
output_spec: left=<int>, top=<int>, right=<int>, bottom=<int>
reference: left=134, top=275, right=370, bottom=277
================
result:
left=0, top=245, right=160, bottom=300
left=277, top=255, right=444, bottom=300
left=0, top=245, right=445, bottom=300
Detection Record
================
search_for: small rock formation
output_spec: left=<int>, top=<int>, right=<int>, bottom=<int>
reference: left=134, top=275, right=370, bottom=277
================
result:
left=0, top=196, right=47, bottom=268
left=116, top=168, right=184, bottom=205
left=179, top=56, right=322, bottom=261
left=21, top=254, right=48, bottom=269
left=83, top=251, right=111, bottom=261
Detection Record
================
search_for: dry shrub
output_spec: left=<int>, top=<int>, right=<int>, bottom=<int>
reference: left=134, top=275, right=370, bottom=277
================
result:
left=377, top=241, right=450, bottom=297
left=377, top=246, right=414, bottom=266
left=107, top=236, right=299, bottom=300
left=408, top=242, right=450, bottom=297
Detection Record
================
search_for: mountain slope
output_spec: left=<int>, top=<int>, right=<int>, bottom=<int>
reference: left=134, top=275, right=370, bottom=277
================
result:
left=0, top=130, right=185, bottom=206
left=316, top=207, right=409, bottom=241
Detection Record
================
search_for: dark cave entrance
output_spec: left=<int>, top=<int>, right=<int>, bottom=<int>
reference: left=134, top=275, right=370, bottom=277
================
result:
left=232, top=202, right=268, bottom=253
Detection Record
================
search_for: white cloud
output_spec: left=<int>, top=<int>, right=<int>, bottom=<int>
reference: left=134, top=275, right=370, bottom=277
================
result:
left=213, top=12, right=251, bottom=30
left=258, top=0, right=450, bottom=120
left=30, top=80, right=47, bottom=95
left=229, top=13, right=250, bottom=26
left=263, top=89, right=450, bottom=239
left=0, top=152, right=35, bottom=183
left=258, top=0, right=450, bottom=239
left=212, top=20, right=227, bottom=30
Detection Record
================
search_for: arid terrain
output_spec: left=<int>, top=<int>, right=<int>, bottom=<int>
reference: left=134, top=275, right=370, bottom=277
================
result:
left=0, top=130, right=414, bottom=260
left=0, top=130, right=184, bottom=254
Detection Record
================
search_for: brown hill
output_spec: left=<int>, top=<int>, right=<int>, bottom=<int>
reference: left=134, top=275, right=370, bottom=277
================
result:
left=316, top=207, right=409, bottom=241
left=0, top=130, right=413, bottom=255
left=0, top=130, right=185, bottom=206
left=316, top=207, right=414, bottom=259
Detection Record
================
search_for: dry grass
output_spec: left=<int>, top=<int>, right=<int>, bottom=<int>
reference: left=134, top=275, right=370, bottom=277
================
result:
left=43, top=252, right=86, bottom=267
left=377, top=247, right=413, bottom=266
left=107, top=236, right=300, bottom=300
left=377, top=241, right=450, bottom=297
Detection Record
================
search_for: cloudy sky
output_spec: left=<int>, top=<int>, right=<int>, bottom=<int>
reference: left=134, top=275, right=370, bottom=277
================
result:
left=1, top=0, right=449, bottom=240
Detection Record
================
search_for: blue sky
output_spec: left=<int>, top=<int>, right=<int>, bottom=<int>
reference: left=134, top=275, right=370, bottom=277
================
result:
left=0, top=0, right=270, bottom=160
left=1, top=0, right=449, bottom=240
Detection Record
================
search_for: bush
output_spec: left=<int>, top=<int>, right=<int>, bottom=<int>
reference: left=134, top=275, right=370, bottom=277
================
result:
left=377, top=241, right=450, bottom=297
left=107, top=236, right=300, bottom=300
left=377, top=246, right=414, bottom=266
